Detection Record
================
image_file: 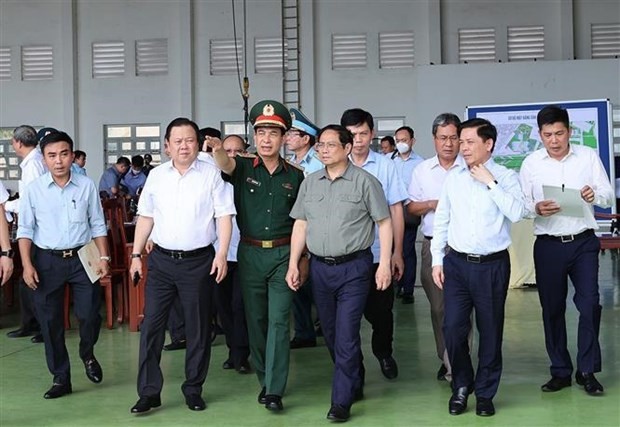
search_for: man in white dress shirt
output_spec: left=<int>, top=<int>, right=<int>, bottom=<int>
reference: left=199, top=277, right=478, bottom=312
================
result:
left=129, top=117, right=235, bottom=414
left=520, top=105, right=614, bottom=396
left=431, top=118, right=525, bottom=417
left=6, top=125, right=47, bottom=342
left=407, top=113, right=464, bottom=382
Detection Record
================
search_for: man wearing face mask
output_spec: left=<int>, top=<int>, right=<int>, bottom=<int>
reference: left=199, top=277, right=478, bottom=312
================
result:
left=392, top=126, right=424, bottom=305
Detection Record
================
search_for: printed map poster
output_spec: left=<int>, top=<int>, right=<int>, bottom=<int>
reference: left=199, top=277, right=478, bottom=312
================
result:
left=467, top=99, right=614, bottom=214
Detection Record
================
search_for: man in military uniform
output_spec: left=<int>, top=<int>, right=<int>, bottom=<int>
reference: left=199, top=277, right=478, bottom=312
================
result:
left=285, top=108, right=322, bottom=349
left=208, top=100, right=305, bottom=412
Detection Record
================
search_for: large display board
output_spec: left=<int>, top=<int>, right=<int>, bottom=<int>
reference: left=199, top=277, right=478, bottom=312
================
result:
left=466, top=99, right=615, bottom=214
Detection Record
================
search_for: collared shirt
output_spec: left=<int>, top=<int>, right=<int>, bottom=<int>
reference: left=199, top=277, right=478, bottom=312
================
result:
left=290, top=162, right=390, bottom=257
left=98, top=166, right=121, bottom=196
left=392, top=150, right=424, bottom=190
left=288, top=147, right=323, bottom=177
left=228, top=156, right=304, bottom=240
left=408, top=155, right=466, bottom=237
left=17, top=172, right=107, bottom=249
left=71, top=163, right=87, bottom=176
left=121, top=169, right=147, bottom=196
left=520, top=144, right=614, bottom=236
left=431, top=158, right=525, bottom=266
left=350, top=150, right=408, bottom=262
left=138, top=157, right=236, bottom=251
left=4, top=148, right=47, bottom=215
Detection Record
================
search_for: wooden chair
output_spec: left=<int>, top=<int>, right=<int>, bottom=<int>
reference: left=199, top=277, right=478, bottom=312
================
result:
left=102, top=198, right=133, bottom=326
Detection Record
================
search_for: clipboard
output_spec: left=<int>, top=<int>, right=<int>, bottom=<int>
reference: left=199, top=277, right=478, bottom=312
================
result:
left=78, top=240, right=103, bottom=284
left=542, top=185, right=586, bottom=218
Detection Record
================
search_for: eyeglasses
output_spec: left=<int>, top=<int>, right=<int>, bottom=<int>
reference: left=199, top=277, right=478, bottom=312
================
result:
left=285, top=130, right=303, bottom=137
left=315, top=141, right=342, bottom=150
left=435, top=135, right=459, bottom=143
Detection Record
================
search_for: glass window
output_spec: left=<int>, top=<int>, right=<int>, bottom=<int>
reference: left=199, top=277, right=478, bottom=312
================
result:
left=104, top=123, right=162, bottom=168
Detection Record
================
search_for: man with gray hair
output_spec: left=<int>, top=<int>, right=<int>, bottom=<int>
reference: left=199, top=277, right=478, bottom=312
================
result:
left=6, top=125, right=47, bottom=342
left=407, top=113, right=464, bottom=382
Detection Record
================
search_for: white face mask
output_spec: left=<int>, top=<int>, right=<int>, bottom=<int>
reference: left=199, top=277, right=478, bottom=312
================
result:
left=396, top=142, right=410, bottom=154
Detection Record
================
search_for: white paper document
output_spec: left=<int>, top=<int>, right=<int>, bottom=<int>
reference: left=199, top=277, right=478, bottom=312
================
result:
left=542, top=185, right=585, bottom=218
left=78, top=240, right=103, bottom=284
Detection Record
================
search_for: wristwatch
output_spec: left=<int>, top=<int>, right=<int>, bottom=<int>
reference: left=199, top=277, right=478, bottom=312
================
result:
left=487, top=180, right=498, bottom=190
left=1, top=249, right=14, bottom=258
left=131, top=253, right=142, bottom=259
left=100, top=256, right=111, bottom=262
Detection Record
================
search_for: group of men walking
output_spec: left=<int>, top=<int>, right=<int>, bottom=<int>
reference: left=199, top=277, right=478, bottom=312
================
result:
left=2, top=101, right=613, bottom=423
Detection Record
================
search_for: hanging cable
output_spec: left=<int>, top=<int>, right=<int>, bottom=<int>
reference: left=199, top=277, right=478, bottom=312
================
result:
left=231, top=0, right=250, bottom=143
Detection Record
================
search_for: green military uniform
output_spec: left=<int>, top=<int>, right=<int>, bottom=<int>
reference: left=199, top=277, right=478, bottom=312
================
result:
left=226, top=100, right=304, bottom=397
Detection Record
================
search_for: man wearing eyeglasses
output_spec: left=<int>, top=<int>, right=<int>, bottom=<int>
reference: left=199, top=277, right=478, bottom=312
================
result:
left=392, top=126, right=425, bottom=305
left=284, top=108, right=322, bottom=350
left=286, top=124, right=392, bottom=422
left=407, top=113, right=465, bottom=383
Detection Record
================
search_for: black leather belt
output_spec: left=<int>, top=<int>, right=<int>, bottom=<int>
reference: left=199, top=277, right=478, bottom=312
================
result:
left=47, top=246, right=83, bottom=258
left=424, top=236, right=433, bottom=240
left=312, top=248, right=371, bottom=266
left=450, top=248, right=508, bottom=264
left=154, top=244, right=213, bottom=260
left=537, top=229, right=594, bottom=243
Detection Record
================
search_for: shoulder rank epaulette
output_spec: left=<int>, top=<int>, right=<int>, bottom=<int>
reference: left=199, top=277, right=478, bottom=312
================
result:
left=238, top=152, right=257, bottom=158
left=285, top=159, right=305, bottom=172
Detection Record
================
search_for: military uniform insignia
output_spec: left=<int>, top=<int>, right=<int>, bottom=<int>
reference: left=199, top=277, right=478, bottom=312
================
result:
left=282, top=183, right=293, bottom=190
left=291, top=111, right=296, bottom=121
left=246, top=177, right=261, bottom=187
left=285, top=159, right=304, bottom=172
left=263, top=104, right=275, bottom=116
left=238, top=152, right=257, bottom=158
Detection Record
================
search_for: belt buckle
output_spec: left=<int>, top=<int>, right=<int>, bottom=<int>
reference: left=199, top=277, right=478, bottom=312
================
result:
left=560, top=235, right=574, bottom=243
left=62, top=250, right=73, bottom=258
left=466, top=254, right=481, bottom=263
left=324, top=256, right=336, bottom=266
left=171, top=251, right=184, bottom=260
left=262, top=240, right=273, bottom=249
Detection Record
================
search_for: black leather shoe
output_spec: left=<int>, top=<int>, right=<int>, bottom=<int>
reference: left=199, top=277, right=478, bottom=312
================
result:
left=44, top=383, right=72, bottom=399
left=448, top=386, right=470, bottom=415
left=290, top=337, right=317, bottom=349
left=237, top=361, right=251, bottom=374
left=576, top=372, right=604, bottom=395
left=7, top=328, right=35, bottom=338
left=163, top=340, right=186, bottom=351
left=541, top=376, right=571, bottom=392
left=327, top=404, right=350, bottom=422
left=84, top=358, right=103, bottom=383
left=264, top=394, right=283, bottom=411
left=437, top=364, right=448, bottom=381
left=476, top=398, right=495, bottom=416
left=401, top=294, right=414, bottom=305
left=222, top=359, right=234, bottom=370
left=257, top=387, right=267, bottom=404
left=185, top=394, right=206, bottom=411
left=31, top=333, right=44, bottom=343
left=379, top=356, right=398, bottom=380
left=131, top=395, right=161, bottom=413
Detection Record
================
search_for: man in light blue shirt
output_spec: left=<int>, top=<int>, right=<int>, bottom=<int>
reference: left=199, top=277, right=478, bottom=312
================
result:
left=71, top=150, right=87, bottom=176
left=99, top=156, right=130, bottom=197
left=285, top=108, right=322, bottom=350
left=431, top=118, right=524, bottom=417
left=17, top=131, right=110, bottom=400
left=341, top=108, right=408, bottom=381
left=121, top=155, right=148, bottom=196
left=392, top=126, right=424, bottom=304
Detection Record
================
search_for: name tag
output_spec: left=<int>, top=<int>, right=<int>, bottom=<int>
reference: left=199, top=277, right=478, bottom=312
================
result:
left=246, top=177, right=261, bottom=187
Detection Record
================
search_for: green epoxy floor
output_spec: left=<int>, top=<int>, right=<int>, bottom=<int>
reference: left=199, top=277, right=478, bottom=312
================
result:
left=1, top=250, right=618, bottom=427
